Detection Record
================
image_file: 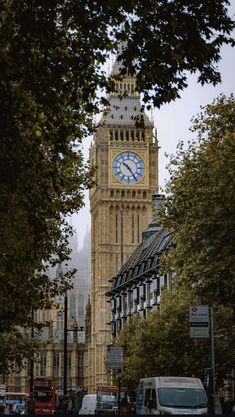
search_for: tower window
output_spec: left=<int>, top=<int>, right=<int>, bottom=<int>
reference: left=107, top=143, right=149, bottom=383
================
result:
left=137, top=214, right=140, bottom=243
left=131, top=130, right=135, bottom=141
left=115, top=130, right=118, bottom=140
left=53, top=353, right=60, bottom=377
left=40, top=353, right=47, bottom=377
left=125, top=130, right=129, bottom=141
left=120, top=130, right=124, bottom=141
left=116, top=213, right=118, bottom=243
left=110, top=130, right=113, bottom=140
left=132, top=214, right=134, bottom=244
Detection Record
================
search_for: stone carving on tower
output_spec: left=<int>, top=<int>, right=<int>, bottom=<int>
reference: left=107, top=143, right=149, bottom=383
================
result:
left=86, top=55, right=159, bottom=392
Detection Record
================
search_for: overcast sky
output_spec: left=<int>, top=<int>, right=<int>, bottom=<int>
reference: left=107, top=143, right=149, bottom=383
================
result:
left=73, top=8, right=235, bottom=250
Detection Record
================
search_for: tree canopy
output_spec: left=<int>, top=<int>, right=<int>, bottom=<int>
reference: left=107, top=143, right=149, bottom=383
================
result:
left=161, top=94, right=235, bottom=310
left=0, top=0, right=234, bottom=371
left=114, top=288, right=235, bottom=392
left=114, top=94, right=235, bottom=393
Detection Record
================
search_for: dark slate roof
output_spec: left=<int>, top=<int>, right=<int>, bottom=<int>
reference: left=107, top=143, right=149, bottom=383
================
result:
left=103, top=96, right=153, bottom=128
left=107, top=228, right=173, bottom=294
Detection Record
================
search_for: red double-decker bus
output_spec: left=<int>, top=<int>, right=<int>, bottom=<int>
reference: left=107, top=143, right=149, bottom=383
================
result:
left=33, top=377, right=56, bottom=415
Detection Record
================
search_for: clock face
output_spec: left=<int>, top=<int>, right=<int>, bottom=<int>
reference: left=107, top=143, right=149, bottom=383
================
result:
left=112, top=151, right=145, bottom=184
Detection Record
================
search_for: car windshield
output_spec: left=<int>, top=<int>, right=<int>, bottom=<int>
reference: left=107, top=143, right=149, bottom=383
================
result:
left=158, top=388, right=207, bottom=408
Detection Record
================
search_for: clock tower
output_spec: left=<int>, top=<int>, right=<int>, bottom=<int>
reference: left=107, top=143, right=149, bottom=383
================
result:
left=87, top=58, right=159, bottom=391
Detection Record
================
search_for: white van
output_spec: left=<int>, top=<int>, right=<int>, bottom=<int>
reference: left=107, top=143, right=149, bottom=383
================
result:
left=136, top=376, right=208, bottom=415
left=79, top=394, right=97, bottom=414
left=79, top=393, right=116, bottom=414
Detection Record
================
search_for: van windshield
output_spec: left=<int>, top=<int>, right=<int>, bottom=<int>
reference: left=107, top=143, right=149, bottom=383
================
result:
left=97, top=395, right=117, bottom=410
left=158, top=388, right=207, bottom=409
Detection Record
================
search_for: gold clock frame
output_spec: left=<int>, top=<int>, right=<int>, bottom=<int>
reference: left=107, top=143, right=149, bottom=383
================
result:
left=108, top=148, right=149, bottom=188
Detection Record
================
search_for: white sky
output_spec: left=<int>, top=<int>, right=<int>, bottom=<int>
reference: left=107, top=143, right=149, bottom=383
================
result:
left=73, top=9, right=235, bottom=250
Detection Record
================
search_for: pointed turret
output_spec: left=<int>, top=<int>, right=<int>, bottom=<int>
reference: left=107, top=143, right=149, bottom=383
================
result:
left=103, top=53, right=153, bottom=129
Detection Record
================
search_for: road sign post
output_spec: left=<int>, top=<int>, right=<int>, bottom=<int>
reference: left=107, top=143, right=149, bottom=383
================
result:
left=189, top=305, right=215, bottom=414
left=0, top=384, right=6, bottom=398
left=106, top=346, right=123, bottom=370
left=107, top=346, right=124, bottom=415
left=189, top=305, right=209, bottom=342
left=209, top=306, right=215, bottom=415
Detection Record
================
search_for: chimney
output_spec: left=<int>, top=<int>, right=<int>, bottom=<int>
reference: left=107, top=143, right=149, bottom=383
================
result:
left=142, top=194, right=164, bottom=241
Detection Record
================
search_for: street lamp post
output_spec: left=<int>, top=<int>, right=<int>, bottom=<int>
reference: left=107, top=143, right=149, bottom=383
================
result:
left=209, top=306, right=215, bottom=415
left=63, top=293, right=68, bottom=396
left=29, top=307, right=35, bottom=415
left=63, top=292, right=84, bottom=396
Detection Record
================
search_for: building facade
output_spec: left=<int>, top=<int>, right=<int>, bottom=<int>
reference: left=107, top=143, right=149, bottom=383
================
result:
left=1, top=233, right=90, bottom=393
left=86, top=59, right=159, bottom=391
left=106, top=195, right=173, bottom=337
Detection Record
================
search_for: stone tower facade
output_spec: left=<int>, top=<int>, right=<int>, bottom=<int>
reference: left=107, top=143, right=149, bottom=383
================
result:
left=86, top=59, right=158, bottom=392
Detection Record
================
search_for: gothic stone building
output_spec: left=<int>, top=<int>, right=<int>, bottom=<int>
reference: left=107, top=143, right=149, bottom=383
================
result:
left=86, top=58, right=158, bottom=391
left=106, top=194, right=173, bottom=337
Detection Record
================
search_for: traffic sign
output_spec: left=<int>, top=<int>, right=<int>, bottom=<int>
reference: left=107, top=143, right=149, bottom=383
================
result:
left=106, top=346, right=123, bottom=370
left=189, top=305, right=209, bottom=341
left=0, top=384, right=6, bottom=397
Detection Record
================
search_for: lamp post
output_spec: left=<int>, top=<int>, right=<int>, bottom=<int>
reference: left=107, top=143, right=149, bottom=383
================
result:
left=63, top=292, right=85, bottom=396
left=209, top=306, right=215, bottom=415
left=63, top=293, right=68, bottom=396
left=29, top=307, right=35, bottom=415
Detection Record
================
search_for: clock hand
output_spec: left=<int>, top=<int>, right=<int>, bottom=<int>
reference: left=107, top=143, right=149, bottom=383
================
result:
left=123, top=161, right=134, bottom=174
left=123, top=162, right=138, bottom=180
